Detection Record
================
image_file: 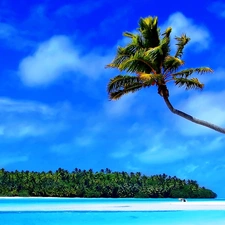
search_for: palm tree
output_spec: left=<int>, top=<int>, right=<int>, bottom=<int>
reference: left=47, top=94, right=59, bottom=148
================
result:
left=106, top=16, right=225, bottom=134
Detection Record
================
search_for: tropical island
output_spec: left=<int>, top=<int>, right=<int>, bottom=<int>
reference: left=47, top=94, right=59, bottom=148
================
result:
left=0, top=168, right=216, bottom=198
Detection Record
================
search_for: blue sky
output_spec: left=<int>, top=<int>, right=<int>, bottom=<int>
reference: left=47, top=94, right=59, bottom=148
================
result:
left=0, top=0, right=225, bottom=196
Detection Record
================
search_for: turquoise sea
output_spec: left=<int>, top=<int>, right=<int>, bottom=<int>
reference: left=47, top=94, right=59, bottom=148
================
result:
left=0, top=198, right=225, bottom=225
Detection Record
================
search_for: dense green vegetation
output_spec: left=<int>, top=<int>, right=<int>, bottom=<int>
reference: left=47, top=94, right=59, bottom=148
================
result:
left=0, top=168, right=216, bottom=198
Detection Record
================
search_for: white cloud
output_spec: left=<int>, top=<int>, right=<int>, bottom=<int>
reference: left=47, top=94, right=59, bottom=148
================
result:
left=0, top=22, right=17, bottom=39
left=175, top=91, right=225, bottom=136
left=18, top=35, right=113, bottom=86
left=79, top=51, right=113, bottom=79
left=51, top=143, right=74, bottom=155
left=0, top=155, right=28, bottom=167
left=2, top=122, right=66, bottom=138
left=19, top=35, right=79, bottom=86
left=136, top=144, right=189, bottom=164
left=0, top=97, right=54, bottom=115
left=110, top=141, right=133, bottom=158
left=109, top=123, right=190, bottom=165
left=208, top=1, right=225, bottom=18
left=200, top=67, right=225, bottom=85
left=0, top=98, right=71, bottom=138
left=161, top=12, right=211, bottom=51
left=55, top=1, right=103, bottom=18
left=75, top=135, right=95, bottom=147
left=205, top=136, right=225, bottom=151
left=50, top=122, right=104, bottom=155
left=183, top=164, right=200, bottom=173
left=104, top=94, right=137, bottom=117
left=0, top=22, right=34, bottom=50
left=51, top=134, right=96, bottom=155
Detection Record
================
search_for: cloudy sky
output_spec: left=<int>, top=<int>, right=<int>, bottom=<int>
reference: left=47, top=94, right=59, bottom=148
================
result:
left=1, top=0, right=225, bottom=196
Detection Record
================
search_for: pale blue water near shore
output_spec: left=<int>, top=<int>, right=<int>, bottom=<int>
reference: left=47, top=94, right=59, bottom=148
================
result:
left=0, top=198, right=225, bottom=225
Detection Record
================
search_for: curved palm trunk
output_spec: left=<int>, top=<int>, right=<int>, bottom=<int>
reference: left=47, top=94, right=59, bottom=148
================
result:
left=162, top=96, right=225, bottom=134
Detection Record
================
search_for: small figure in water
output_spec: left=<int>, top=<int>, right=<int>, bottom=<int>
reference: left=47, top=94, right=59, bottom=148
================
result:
left=178, top=198, right=187, bottom=202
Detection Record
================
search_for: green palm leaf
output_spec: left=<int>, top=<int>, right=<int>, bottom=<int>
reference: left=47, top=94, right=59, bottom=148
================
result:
left=138, top=17, right=160, bottom=48
left=107, top=39, right=144, bottom=70
left=173, top=67, right=213, bottom=78
left=160, top=27, right=172, bottom=60
left=123, top=33, right=144, bottom=47
left=164, top=56, right=184, bottom=72
left=109, top=84, right=143, bottom=100
left=108, top=75, right=140, bottom=92
left=117, top=50, right=157, bottom=73
left=123, top=32, right=136, bottom=39
left=146, top=46, right=163, bottom=61
left=174, top=77, right=204, bottom=90
left=108, top=75, right=143, bottom=100
left=138, top=73, right=163, bottom=86
left=174, top=34, right=190, bottom=58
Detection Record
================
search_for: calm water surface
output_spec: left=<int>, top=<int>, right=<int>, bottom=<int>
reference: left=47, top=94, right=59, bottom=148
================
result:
left=0, top=198, right=225, bottom=225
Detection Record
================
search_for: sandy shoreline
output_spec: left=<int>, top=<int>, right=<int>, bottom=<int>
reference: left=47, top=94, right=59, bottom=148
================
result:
left=1, top=201, right=225, bottom=211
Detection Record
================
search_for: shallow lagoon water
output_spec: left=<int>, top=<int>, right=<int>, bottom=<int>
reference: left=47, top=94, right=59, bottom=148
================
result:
left=1, top=210, right=225, bottom=225
left=0, top=198, right=225, bottom=225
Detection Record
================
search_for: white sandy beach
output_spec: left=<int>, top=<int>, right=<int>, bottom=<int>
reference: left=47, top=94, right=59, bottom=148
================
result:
left=1, top=200, right=225, bottom=211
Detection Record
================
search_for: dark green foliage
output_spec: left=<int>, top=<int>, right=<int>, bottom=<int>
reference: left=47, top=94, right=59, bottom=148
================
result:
left=0, top=168, right=217, bottom=198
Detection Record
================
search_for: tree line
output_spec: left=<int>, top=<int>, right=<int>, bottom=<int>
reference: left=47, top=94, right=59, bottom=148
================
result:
left=0, top=168, right=217, bottom=198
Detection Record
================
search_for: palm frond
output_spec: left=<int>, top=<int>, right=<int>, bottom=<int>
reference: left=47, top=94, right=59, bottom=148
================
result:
left=138, top=72, right=155, bottom=81
left=108, top=75, right=140, bottom=93
left=162, top=27, right=172, bottom=38
left=123, top=32, right=136, bottom=38
left=123, top=32, right=144, bottom=47
left=163, top=56, right=184, bottom=73
left=107, top=75, right=143, bottom=100
left=160, top=27, right=172, bottom=59
left=144, top=27, right=171, bottom=65
left=106, top=48, right=133, bottom=69
left=106, top=35, right=145, bottom=70
left=117, top=49, right=157, bottom=74
left=138, top=72, right=163, bottom=83
left=174, top=77, right=204, bottom=90
left=145, top=46, right=163, bottom=60
left=109, top=84, right=143, bottom=100
left=174, top=34, right=190, bottom=58
left=173, top=67, right=213, bottom=78
left=138, top=16, right=160, bottom=48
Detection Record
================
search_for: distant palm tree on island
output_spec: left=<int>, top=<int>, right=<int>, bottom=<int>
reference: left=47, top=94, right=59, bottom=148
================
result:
left=106, top=16, right=225, bottom=134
